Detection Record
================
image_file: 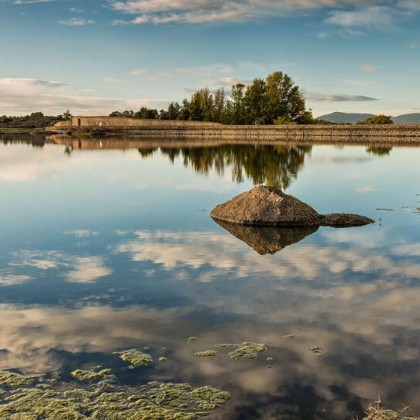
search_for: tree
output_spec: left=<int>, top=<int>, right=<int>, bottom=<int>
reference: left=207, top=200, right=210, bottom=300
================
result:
left=264, top=72, right=306, bottom=123
left=62, top=110, right=72, bottom=121
left=358, top=115, right=393, bottom=125
left=231, top=83, right=246, bottom=124
left=212, top=89, right=225, bottom=123
left=167, top=102, right=181, bottom=120
left=244, top=78, right=267, bottom=124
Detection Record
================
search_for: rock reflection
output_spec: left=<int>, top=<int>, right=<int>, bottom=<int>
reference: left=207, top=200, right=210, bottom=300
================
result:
left=214, top=219, right=318, bottom=255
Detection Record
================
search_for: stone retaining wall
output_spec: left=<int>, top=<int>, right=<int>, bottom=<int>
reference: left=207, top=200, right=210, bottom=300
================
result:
left=50, top=119, right=420, bottom=144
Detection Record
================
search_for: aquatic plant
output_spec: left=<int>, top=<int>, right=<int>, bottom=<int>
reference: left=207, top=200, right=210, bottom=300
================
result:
left=0, top=371, right=231, bottom=419
left=0, top=371, right=39, bottom=387
left=114, top=349, right=153, bottom=367
left=71, top=368, right=112, bottom=382
left=228, top=342, right=267, bottom=361
left=193, top=350, right=218, bottom=358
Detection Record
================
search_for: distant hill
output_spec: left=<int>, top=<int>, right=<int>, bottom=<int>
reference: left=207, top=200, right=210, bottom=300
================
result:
left=316, top=112, right=375, bottom=124
left=392, top=113, right=420, bottom=124
left=317, top=112, right=420, bottom=124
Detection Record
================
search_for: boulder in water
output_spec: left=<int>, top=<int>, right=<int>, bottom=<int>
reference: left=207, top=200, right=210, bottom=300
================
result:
left=211, top=186, right=374, bottom=228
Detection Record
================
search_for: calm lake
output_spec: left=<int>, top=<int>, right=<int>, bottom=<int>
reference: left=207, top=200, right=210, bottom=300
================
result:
left=0, top=138, right=419, bottom=419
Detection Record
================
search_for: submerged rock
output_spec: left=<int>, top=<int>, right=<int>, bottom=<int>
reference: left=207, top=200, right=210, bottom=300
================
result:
left=211, top=186, right=374, bottom=228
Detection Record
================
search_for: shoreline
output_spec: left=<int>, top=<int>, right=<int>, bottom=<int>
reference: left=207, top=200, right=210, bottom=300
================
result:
left=50, top=122, right=420, bottom=146
left=2, top=124, right=420, bottom=146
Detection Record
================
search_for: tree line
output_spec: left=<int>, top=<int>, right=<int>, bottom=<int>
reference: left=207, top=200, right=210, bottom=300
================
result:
left=110, top=71, right=314, bottom=125
left=0, top=112, right=64, bottom=129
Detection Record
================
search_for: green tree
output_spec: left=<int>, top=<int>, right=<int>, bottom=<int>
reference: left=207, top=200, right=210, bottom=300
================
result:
left=62, top=110, right=72, bottom=121
left=212, top=89, right=225, bottom=123
left=231, top=83, right=246, bottom=124
left=264, top=72, right=306, bottom=123
left=244, top=78, right=267, bottom=124
left=359, top=115, right=393, bottom=125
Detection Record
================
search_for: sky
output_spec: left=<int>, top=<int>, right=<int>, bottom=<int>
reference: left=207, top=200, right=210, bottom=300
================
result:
left=0, top=0, right=419, bottom=117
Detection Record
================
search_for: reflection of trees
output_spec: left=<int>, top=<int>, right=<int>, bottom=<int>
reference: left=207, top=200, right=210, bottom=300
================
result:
left=151, top=145, right=312, bottom=189
left=366, top=146, right=393, bottom=156
left=138, top=148, right=158, bottom=158
left=0, top=133, right=46, bottom=147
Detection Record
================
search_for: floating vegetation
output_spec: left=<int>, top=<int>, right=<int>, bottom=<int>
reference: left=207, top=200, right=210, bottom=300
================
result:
left=194, top=350, right=218, bottom=358
left=0, top=371, right=39, bottom=387
left=0, top=358, right=231, bottom=420
left=187, top=337, right=197, bottom=343
left=71, top=368, right=112, bottom=382
left=114, top=349, right=153, bottom=367
left=309, top=346, right=324, bottom=358
left=158, top=357, right=167, bottom=362
left=228, top=342, right=267, bottom=361
left=0, top=374, right=231, bottom=419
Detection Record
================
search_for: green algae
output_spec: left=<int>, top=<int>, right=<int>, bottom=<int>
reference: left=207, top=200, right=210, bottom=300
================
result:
left=0, top=372, right=231, bottom=419
left=228, top=342, right=267, bottom=361
left=71, top=368, right=112, bottom=382
left=0, top=371, right=39, bottom=387
left=114, top=349, right=153, bottom=367
left=193, top=351, right=218, bottom=358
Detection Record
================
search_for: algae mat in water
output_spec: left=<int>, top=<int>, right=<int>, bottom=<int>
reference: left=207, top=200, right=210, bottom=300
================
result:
left=0, top=370, right=230, bottom=419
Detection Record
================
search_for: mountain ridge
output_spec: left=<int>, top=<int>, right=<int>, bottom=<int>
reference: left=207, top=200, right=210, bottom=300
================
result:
left=316, top=112, right=420, bottom=124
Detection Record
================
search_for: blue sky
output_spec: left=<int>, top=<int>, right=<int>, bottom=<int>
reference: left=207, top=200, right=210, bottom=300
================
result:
left=0, top=0, right=419, bottom=117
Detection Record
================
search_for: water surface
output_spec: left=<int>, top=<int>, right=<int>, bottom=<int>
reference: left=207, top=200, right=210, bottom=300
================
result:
left=0, top=139, right=419, bottom=419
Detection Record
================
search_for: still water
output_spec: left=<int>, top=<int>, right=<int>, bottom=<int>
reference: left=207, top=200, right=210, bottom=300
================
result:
left=0, top=139, right=419, bottom=419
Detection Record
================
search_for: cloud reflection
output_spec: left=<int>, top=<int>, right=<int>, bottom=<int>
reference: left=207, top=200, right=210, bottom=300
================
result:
left=10, top=250, right=112, bottom=284
left=115, top=229, right=420, bottom=282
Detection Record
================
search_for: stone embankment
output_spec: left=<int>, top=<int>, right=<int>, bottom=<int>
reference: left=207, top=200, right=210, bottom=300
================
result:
left=50, top=118, right=420, bottom=145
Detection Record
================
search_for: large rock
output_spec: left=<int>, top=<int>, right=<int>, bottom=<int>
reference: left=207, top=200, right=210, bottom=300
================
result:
left=211, top=186, right=374, bottom=228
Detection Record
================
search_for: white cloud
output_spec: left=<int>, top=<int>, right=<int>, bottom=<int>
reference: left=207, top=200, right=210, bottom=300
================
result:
left=58, top=18, right=95, bottom=26
left=398, top=0, right=420, bottom=11
left=359, top=64, right=380, bottom=73
left=10, top=250, right=112, bottom=284
left=0, top=273, right=31, bottom=286
left=66, top=256, right=112, bottom=283
left=13, top=0, right=54, bottom=3
left=356, top=185, right=378, bottom=193
left=326, top=6, right=393, bottom=28
left=130, top=68, right=148, bottom=75
left=0, top=77, right=169, bottom=115
left=102, top=76, right=132, bottom=84
left=305, top=91, right=377, bottom=102
left=64, top=230, right=99, bottom=238
left=115, top=229, right=420, bottom=282
left=110, top=0, right=384, bottom=25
